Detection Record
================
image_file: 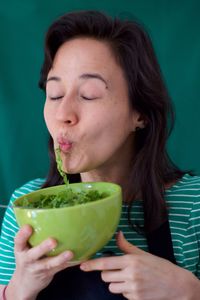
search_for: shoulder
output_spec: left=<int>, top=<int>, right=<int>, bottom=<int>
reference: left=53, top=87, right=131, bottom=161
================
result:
left=10, top=178, right=45, bottom=204
left=165, top=173, right=200, bottom=223
left=165, top=174, right=200, bottom=201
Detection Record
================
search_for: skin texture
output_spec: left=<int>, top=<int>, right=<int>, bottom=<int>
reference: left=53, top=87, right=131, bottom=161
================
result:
left=5, top=225, right=74, bottom=300
left=80, top=231, right=200, bottom=300
left=44, top=38, right=144, bottom=187
left=3, top=38, right=199, bottom=299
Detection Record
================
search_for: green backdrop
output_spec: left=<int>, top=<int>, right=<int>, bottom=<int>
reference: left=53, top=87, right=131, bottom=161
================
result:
left=0, top=0, right=200, bottom=225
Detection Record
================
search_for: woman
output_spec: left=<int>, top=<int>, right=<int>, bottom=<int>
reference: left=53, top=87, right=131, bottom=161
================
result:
left=0, top=10, right=199, bottom=299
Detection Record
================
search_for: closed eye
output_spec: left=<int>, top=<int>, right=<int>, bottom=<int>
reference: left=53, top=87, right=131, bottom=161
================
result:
left=49, top=96, right=63, bottom=100
left=81, top=95, right=99, bottom=100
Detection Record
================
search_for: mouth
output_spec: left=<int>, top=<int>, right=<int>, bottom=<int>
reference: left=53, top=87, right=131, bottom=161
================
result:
left=57, top=136, right=73, bottom=153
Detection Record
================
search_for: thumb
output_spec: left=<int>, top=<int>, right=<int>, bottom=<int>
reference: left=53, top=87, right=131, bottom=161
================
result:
left=116, top=231, right=142, bottom=254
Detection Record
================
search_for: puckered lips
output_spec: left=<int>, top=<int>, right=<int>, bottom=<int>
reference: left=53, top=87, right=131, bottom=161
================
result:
left=57, top=136, right=73, bottom=152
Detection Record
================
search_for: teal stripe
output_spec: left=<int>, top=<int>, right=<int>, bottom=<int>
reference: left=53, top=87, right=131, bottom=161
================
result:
left=0, top=174, right=199, bottom=285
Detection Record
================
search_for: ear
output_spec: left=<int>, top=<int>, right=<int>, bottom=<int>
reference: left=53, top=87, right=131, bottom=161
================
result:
left=131, top=111, right=146, bottom=131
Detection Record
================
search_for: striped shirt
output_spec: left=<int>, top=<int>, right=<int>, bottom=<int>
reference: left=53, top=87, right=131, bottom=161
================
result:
left=0, top=174, right=200, bottom=285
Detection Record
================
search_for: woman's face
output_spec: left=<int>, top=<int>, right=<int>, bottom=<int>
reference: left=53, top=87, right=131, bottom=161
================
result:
left=44, top=38, right=143, bottom=174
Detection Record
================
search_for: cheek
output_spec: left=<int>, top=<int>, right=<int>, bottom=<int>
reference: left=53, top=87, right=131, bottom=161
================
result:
left=90, top=112, right=132, bottom=152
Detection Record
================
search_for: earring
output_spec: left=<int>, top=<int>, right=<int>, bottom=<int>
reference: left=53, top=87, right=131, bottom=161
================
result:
left=135, top=127, right=141, bottom=131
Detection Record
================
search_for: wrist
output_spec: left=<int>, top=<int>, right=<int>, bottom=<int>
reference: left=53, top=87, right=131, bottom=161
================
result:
left=6, top=274, right=37, bottom=300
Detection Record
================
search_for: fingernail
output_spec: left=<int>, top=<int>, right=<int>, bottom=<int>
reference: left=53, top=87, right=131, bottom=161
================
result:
left=63, top=251, right=73, bottom=259
left=48, top=239, right=57, bottom=249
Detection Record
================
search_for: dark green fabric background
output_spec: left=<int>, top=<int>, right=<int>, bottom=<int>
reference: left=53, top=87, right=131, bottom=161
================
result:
left=0, top=0, right=200, bottom=225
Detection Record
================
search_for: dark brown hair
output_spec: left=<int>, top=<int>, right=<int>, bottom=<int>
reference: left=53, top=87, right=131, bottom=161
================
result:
left=39, top=10, right=186, bottom=233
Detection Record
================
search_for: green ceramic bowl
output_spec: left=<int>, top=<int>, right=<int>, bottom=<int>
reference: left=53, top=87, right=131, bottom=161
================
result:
left=13, top=182, right=122, bottom=262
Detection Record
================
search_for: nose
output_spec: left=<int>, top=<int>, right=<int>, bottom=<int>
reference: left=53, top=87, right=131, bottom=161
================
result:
left=56, top=97, right=79, bottom=126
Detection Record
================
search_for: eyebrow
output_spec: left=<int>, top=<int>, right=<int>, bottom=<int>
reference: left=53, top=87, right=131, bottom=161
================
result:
left=46, top=73, right=108, bottom=87
left=46, top=76, right=61, bottom=83
left=79, top=73, right=108, bottom=87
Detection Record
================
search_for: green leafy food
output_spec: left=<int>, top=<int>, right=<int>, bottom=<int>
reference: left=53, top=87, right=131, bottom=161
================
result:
left=16, top=148, right=109, bottom=208
left=17, top=189, right=109, bottom=209
left=55, top=147, right=69, bottom=186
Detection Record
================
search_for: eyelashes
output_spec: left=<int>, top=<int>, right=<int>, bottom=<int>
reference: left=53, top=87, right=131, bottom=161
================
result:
left=49, top=96, right=63, bottom=100
left=49, top=95, right=99, bottom=101
left=81, top=95, right=99, bottom=100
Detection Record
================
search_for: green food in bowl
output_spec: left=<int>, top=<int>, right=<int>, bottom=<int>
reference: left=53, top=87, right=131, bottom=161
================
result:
left=13, top=182, right=122, bottom=262
left=16, top=189, right=109, bottom=209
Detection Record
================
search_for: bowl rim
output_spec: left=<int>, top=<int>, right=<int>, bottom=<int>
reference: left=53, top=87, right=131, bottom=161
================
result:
left=13, top=181, right=122, bottom=211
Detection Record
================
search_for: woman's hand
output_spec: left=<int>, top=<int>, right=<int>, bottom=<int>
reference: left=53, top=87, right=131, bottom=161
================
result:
left=6, top=225, right=74, bottom=300
left=80, top=231, right=200, bottom=300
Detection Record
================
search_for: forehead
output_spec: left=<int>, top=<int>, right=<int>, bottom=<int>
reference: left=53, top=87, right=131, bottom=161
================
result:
left=47, top=37, right=128, bottom=94
left=49, top=38, right=117, bottom=74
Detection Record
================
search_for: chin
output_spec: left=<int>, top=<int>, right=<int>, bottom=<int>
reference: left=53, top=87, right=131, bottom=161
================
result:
left=62, top=163, right=84, bottom=174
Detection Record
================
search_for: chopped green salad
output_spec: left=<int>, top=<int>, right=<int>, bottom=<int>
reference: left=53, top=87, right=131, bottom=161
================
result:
left=18, top=189, right=109, bottom=209
left=16, top=148, right=109, bottom=208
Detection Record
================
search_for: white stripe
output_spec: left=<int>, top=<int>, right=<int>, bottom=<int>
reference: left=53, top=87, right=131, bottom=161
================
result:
left=0, top=236, right=14, bottom=245
left=0, top=253, right=15, bottom=259
left=166, top=200, right=198, bottom=204
left=14, top=190, right=30, bottom=196
left=10, top=194, right=18, bottom=200
left=168, top=207, right=191, bottom=211
left=24, top=182, right=43, bottom=189
left=171, top=239, right=183, bottom=244
left=183, top=256, right=199, bottom=261
left=20, top=187, right=38, bottom=193
left=5, top=211, right=17, bottom=224
left=184, top=241, right=198, bottom=247
left=189, top=216, right=200, bottom=222
left=171, top=232, right=185, bottom=238
left=0, top=266, right=15, bottom=270
left=167, top=194, right=200, bottom=198
left=0, top=241, right=14, bottom=251
left=167, top=188, right=200, bottom=192
left=174, top=253, right=184, bottom=257
left=4, top=219, right=19, bottom=231
left=2, top=223, right=17, bottom=235
left=170, top=226, right=186, bottom=232
left=179, top=178, right=200, bottom=183
left=170, top=213, right=189, bottom=217
left=183, top=248, right=199, bottom=254
left=1, top=231, right=15, bottom=241
left=0, top=260, right=15, bottom=265
left=191, top=208, right=200, bottom=213
left=185, top=262, right=198, bottom=268
left=173, top=246, right=183, bottom=250
left=170, top=220, right=188, bottom=225
left=0, top=272, right=13, bottom=276
left=0, top=247, right=13, bottom=254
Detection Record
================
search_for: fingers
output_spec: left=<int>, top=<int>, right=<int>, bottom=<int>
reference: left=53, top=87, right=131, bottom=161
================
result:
left=36, top=250, right=74, bottom=273
left=27, top=238, right=57, bottom=261
left=14, top=225, right=33, bottom=252
left=108, top=282, right=127, bottom=294
left=80, top=255, right=125, bottom=272
left=101, top=269, right=125, bottom=283
left=116, top=231, right=141, bottom=254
